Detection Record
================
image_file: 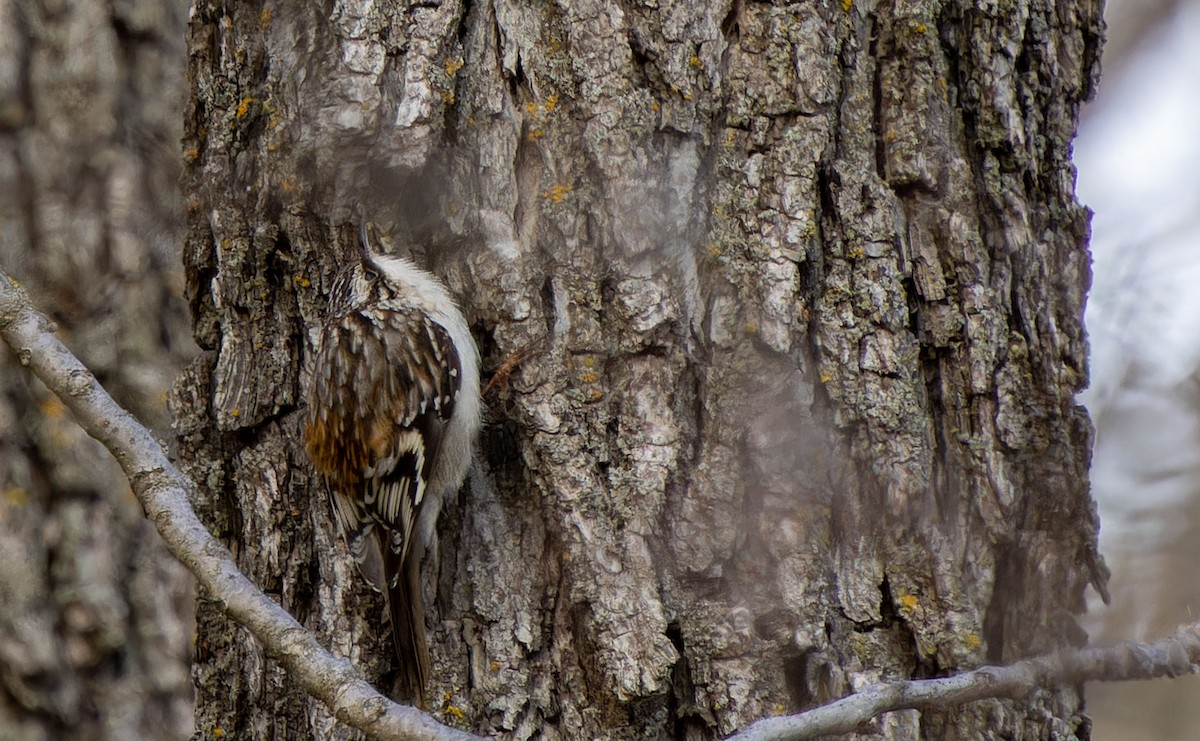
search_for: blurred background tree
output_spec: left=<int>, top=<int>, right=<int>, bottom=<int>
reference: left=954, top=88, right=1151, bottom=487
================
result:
left=0, top=0, right=194, bottom=738
left=1078, top=1, right=1200, bottom=739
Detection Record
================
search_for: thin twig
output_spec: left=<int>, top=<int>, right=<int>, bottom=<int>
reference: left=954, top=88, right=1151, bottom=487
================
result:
left=0, top=270, right=483, bottom=741
left=481, top=335, right=545, bottom=398
left=726, top=624, right=1200, bottom=741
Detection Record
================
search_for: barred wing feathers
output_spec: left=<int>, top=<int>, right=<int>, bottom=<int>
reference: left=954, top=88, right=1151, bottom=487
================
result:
left=304, top=302, right=462, bottom=703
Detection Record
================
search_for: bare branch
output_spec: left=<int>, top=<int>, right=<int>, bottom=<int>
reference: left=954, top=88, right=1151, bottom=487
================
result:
left=727, top=624, right=1200, bottom=741
left=0, top=270, right=483, bottom=741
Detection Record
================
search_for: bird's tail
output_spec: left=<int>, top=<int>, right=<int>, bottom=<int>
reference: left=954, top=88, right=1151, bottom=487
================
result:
left=383, top=543, right=430, bottom=706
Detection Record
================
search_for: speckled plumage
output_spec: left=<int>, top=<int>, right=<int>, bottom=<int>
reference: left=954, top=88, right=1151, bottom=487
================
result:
left=304, top=241, right=481, bottom=704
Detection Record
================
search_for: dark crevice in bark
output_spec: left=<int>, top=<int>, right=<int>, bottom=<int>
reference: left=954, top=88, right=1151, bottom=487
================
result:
left=624, top=26, right=658, bottom=92
left=929, top=368, right=960, bottom=526
left=664, top=621, right=708, bottom=737
left=719, top=2, right=740, bottom=47
left=455, top=0, right=474, bottom=47
left=867, top=11, right=889, bottom=182
left=507, top=54, right=527, bottom=105
left=538, top=275, right=558, bottom=339
left=982, top=540, right=1016, bottom=664
left=872, top=575, right=900, bottom=633
left=936, top=4, right=976, bottom=149
left=780, top=644, right=813, bottom=712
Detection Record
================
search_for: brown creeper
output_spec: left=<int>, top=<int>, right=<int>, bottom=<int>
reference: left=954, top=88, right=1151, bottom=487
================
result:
left=303, top=235, right=482, bottom=704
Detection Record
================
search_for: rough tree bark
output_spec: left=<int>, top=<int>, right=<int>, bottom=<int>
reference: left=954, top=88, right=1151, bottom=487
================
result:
left=178, top=0, right=1106, bottom=738
left=0, top=0, right=194, bottom=739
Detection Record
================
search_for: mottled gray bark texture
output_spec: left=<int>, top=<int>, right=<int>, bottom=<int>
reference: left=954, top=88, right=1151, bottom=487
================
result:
left=178, top=0, right=1105, bottom=738
left=0, top=0, right=194, bottom=739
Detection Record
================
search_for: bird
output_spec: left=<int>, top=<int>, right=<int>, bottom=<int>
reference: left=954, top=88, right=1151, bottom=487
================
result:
left=303, top=228, right=482, bottom=704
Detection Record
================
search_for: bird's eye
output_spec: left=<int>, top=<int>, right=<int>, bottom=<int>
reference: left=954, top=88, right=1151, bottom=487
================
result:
left=363, top=266, right=379, bottom=283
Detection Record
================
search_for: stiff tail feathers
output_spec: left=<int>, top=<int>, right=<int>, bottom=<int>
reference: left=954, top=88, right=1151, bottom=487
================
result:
left=382, top=538, right=430, bottom=706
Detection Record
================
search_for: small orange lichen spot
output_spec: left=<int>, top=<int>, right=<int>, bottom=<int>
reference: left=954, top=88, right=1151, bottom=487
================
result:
left=442, top=91, right=456, bottom=104
left=688, top=55, right=702, bottom=68
left=883, top=129, right=898, bottom=143
left=562, top=552, right=571, bottom=562
left=230, top=408, right=241, bottom=418
left=581, top=355, right=595, bottom=368
left=724, top=129, right=736, bottom=146
left=819, top=373, right=833, bottom=383
left=524, top=102, right=540, bottom=116
left=651, top=100, right=660, bottom=112
left=544, top=93, right=558, bottom=111
left=260, top=8, right=272, bottom=27
left=682, top=89, right=694, bottom=101
left=588, top=389, right=604, bottom=402
left=916, top=23, right=927, bottom=33
left=281, top=178, right=296, bottom=194
left=184, top=145, right=200, bottom=163
left=39, top=396, right=67, bottom=419
left=490, top=661, right=501, bottom=672
left=527, top=128, right=545, bottom=142
left=290, top=507, right=301, bottom=517
left=744, top=323, right=758, bottom=335
left=445, top=705, right=466, bottom=720
left=213, top=729, right=225, bottom=739
left=221, top=237, right=232, bottom=249
left=964, top=633, right=982, bottom=649
left=707, top=244, right=723, bottom=258
left=841, top=0, right=852, bottom=10
left=6, top=275, right=19, bottom=287
left=899, top=594, right=919, bottom=612
left=580, top=372, right=598, bottom=384
left=236, top=97, right=254, bottom=119
left=543, top=183, right=572, bottom=202
left=445, top=58, right=464, bottom=76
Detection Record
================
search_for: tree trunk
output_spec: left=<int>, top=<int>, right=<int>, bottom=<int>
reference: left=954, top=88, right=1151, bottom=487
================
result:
left=0, top=0, right=194, bottom=738
left=177, top=0, right=1106, bottom=738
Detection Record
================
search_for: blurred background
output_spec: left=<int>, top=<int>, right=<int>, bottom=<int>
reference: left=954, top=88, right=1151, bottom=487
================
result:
left=1078, top=0, right=1200, bottom=738
left=0, top=1, right=195, bottom=738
